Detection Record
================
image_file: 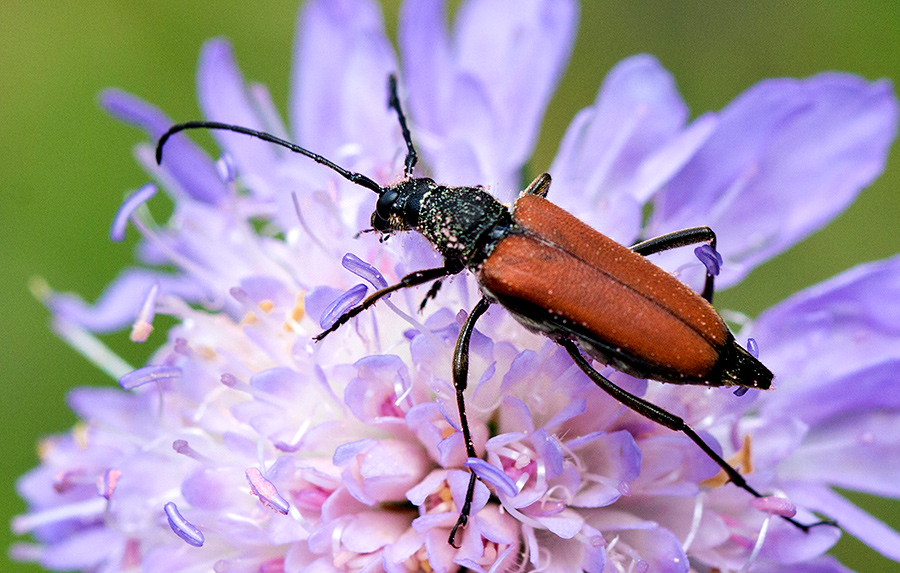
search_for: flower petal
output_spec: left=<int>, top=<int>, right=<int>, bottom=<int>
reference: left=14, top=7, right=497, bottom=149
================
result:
left=549, top=54, right=695, bottom=242
left=197, top=39, right=281, bottom=197
left=780, top=410, right=900, bottom=498
left=752, top=254, right=900, bottom=391
left=648, top=73, right=898, bottom=287
left=100, top=89, right=228, bottom=204
left=401, top=0, right=577, bottom=192
left=290, top=0, right=399, bottom=171
left=48, top=268, right=206, bottom=333
left=786, top=483, right=900, bottom=562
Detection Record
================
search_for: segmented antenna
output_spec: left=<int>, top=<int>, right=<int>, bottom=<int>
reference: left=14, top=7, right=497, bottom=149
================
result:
left=387, top=74, right=417, bottom=177
left=155, top=121, right=383, bottom=194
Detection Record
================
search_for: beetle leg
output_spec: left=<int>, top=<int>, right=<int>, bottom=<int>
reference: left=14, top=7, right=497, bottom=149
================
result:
left=314, top=264, right=457, bottom=341
left=522, top=173, right=552, bottom=198
left=448, top=296, right=492, bottom=547
left=560, top=338, right=837, bottom=533
left=630, top=226, right=718, bottom=303
left=419, top=279, right=443, bottom=313
left=387, top=74, right=418, bottom=177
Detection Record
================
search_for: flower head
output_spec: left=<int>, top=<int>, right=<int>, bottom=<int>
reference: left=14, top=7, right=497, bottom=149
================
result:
left=12, top=1, right=900, bottom=572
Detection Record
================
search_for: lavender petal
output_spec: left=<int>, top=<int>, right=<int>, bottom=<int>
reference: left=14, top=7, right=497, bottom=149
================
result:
left=648, top=74, right=898, bottom=288
left=197, top=39, right=279, bottom=196
left=291, top=0, right=398, bottom=166
left=100, top=89, right=228, bottom=205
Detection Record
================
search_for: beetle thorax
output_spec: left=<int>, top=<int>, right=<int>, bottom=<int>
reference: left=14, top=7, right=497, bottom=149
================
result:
left=373, top=178, right=511, bottom=268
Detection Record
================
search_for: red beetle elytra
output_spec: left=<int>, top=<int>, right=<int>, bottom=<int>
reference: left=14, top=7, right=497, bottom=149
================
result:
left=157, top=75, right=833, bottom=545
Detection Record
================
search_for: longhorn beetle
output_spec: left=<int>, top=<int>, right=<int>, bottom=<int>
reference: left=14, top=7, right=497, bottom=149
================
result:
left=157, top=74, right=834, bottom=545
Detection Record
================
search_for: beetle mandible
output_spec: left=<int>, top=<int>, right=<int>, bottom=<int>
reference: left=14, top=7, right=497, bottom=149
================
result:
left=156, top=74, right=834, bottom=545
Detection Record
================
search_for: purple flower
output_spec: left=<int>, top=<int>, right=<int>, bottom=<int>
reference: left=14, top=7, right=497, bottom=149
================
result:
left=12, top=1, right=900, bottom=572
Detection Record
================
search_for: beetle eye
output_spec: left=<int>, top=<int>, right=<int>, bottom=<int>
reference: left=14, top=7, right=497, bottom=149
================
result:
left=371, top=211, right=390, bottom=232
left=376, top=189, right=400, bottom=221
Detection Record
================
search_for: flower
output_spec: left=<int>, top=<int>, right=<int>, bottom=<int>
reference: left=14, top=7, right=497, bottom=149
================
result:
left=11, top=0, right=900, bottom=571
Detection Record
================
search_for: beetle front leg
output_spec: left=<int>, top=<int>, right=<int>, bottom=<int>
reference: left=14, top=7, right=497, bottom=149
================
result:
left=448, top=296, right=492, bottom=547
left=314, top=264, right=458, bottom=341
left=418, top=279, right=443, bottom=312
left=630, top=226, right=719, bottom=303
left=560, top=339, right=837, bottom=533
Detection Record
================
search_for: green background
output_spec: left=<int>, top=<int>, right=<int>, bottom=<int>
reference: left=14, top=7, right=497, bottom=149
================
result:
left=3, top=1, right=899, bottom=570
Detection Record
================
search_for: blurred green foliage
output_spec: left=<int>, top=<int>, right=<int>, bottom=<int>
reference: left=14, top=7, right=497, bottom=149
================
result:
left=2, top=1, right=899, bottom=571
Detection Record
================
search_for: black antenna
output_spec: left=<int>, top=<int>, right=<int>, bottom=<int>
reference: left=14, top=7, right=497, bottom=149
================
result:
left=155, top=121, right=383, bottom=194
left=387, top=74, right=417, bottom=177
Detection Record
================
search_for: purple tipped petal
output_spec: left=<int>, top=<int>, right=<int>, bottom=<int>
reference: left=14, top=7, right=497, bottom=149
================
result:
left=342, top=252, right=388, bottom=289
left=163, top=502, right=204, bottom=547
left=100, top=89, right=228, bottom=204
left=118, top=364, right=181, bottom=390
left=110, top=183, right=157, bottom=242
left=319, top=283, right=368, bottom=329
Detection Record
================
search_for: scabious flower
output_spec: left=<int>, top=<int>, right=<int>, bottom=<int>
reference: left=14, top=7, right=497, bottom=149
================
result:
left=12, top=0, right=900, bottom=571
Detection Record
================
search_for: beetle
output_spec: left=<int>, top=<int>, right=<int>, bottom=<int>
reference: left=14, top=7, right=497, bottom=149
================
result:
left=157, top=75, right=833, bottom=545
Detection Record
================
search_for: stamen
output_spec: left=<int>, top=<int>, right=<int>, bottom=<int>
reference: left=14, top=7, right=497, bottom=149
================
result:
left=245, top=468, right=290, bottom=515
left=215, top=153, right=236, bottom=183
left=118, top=364, right=182, bottom=390
left=319, top=284, right=368, bottom=329
left=681, top=492, right=705, bottom=552
left=11, top=498, right=106, bottom=535
left=733, top=336, right=757, bottom=394
left=750, top=496, right=797, bottom=518
left=341, top=253, right=388, bottom=289
left=229, top=287, right=249, bottom=304
left=737, top=515, right=771, bottom=573
left=53, top=469, right=87, bottom=493
left=746, top=337, right=759, bottom=358
left=110, top=183, right=157, bottom=242
left=130, top=283, right=159, bottom=343
left=524, top=500, right=565, bottom=517
left=290, top=192, right=331, bottom=255
left=49, top=317, right=134, bottom=381
left=164, top=502, right=205, bottom=547
left=96, top=468, right=122, bottom=500
left=172, top=440, right=214, bottom=465
left=220, top=373, right=240, bottom=388
left=466, top=458, right=518, bottom=497
left=694, top=244, right=723, bottom=276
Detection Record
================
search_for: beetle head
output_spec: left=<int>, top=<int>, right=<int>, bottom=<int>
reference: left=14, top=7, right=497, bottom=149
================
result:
left=371, top=178, right=434, bottom=234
